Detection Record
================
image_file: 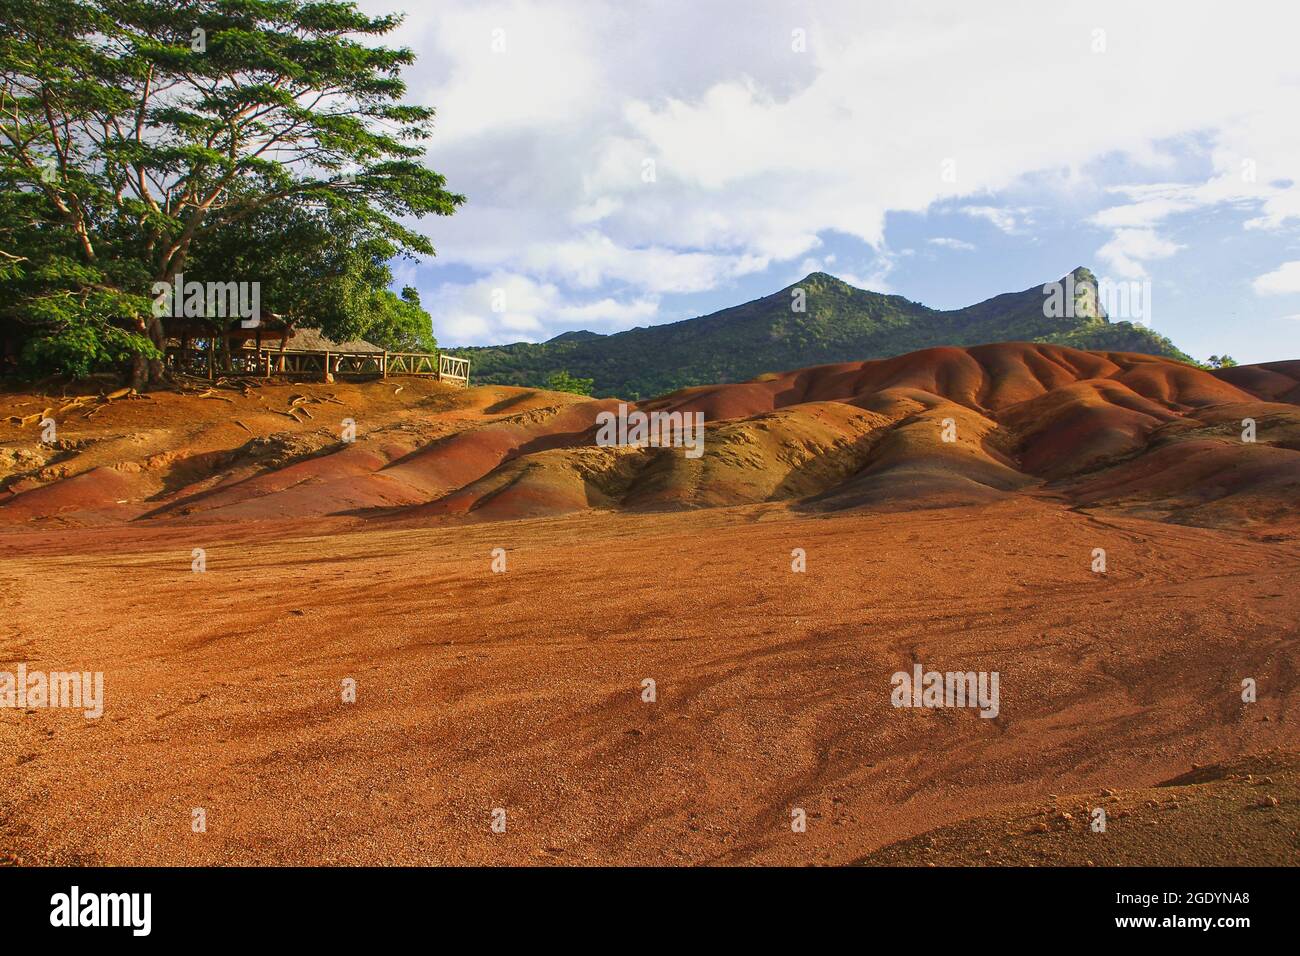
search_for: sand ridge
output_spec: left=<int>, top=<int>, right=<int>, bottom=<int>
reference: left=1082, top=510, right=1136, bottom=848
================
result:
left=1, top=344, right=1297, bottom=530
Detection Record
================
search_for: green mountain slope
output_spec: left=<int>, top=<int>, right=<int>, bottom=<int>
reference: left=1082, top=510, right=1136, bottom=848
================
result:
left=448, top=267, right=1194, bottom=399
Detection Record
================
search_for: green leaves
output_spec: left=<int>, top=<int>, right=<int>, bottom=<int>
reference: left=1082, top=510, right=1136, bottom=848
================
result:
left=545, top=370, right=596, bottom=396
left=21, top=309, right=158, bottom=379
left=1, top=0, right=462, bottom=381
left=183, top=198, right=436, bottom=351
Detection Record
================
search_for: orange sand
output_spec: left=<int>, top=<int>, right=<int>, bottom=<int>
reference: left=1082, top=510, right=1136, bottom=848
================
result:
left=1, top=343, right=1297, bottom=865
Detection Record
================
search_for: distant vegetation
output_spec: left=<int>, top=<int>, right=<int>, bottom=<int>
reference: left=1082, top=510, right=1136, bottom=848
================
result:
left=448, top=268, right=1196, bottom=399
left=545, top=370, right=595, bottom=395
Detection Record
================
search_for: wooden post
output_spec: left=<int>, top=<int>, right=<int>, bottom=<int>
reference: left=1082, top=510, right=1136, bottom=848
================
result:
left=382, top=351, right=389, bottom=378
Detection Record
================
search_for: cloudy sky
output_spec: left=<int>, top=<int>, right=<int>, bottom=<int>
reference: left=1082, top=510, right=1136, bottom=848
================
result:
left=362, top=0, right=1300, bottom=364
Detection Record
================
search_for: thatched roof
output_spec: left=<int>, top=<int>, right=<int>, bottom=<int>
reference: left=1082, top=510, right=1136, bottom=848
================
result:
left=162, top=320, right=385, bottom=353
left=282, top=328, right=385, bottom=353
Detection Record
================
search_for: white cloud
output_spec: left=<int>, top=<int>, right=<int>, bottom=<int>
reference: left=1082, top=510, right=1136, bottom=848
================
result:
left=838, top=249, right=902, bottom=293
left=571, top=196, right=622, bottom=225
left=1253, top=261, right=1300, bottom=296
left=928, top=237, right=976, bottom=251
left=427, top=272, right=553, bottom=343
left=1096, top=228, right=1182, bottom=279
left=554, top=296, right=660, bottom=324
left=796, top=253, right=837, bottom=275
left=520, top=232, right=769, bottom=293
left=411, top=1, right=604, bottom=144
left=1090, top=185, right=1201, bottom=229
left=959, top=206, right=1034, bottom=234
left=426, top=271, right=662, bottom=344
left=363, top=0, right=1300, bottom=340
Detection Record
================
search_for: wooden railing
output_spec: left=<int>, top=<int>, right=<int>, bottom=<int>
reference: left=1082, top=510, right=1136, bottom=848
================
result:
left=386, top=352, right=438, bottom=376
left=438, top=354, right=470, bottom=387
left=164, top=345, right=469, bottom=386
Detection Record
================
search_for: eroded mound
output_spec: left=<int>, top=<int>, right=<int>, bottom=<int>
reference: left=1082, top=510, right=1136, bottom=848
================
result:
left=1, top=343, right=1297, bottom=528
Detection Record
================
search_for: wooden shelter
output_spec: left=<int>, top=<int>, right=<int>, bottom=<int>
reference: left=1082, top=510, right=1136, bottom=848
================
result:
left=162, top=319, right=467, bottom=386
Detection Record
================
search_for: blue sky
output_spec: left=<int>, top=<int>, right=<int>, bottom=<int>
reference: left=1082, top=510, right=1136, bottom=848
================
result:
left=366, top=0, right=1300, bottom=365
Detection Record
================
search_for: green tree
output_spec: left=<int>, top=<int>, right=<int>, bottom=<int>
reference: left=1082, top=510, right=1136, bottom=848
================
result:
left=183, top=200, right=437, bottom=352
left=0, top=0, right=461, bottom=386
left=545, top=369, right=595, bottom=395
left=1206, top=354, right=1238, bottom=369
left=364, top=286, right=436, bottom=353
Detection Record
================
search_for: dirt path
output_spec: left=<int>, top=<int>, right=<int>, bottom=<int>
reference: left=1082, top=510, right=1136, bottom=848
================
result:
left=1, top=497, right=1295, bottom=865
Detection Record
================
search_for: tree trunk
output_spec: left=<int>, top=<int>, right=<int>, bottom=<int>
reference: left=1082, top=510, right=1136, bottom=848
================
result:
left=128, top=312, right=151, bottom=389
left=146, top=314, right=167, bottom=386
left=129, top=353, right=148, bottom=391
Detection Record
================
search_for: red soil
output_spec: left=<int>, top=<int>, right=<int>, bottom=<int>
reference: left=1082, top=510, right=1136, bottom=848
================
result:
left=1, top=343, right=1296, bottom=865
left=2, top=498, right=1295, bottom=865
left=3, top=342, right=1294, bottom=528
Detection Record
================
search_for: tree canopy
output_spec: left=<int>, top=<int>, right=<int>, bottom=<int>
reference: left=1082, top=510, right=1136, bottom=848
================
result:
left=0, top=0, right=461, bottom=385
left=545, top=369, right=596, bottom=396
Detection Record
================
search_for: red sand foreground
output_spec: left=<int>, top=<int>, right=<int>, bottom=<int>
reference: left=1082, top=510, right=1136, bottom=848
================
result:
left=1, top=343, right=1297, bottom=864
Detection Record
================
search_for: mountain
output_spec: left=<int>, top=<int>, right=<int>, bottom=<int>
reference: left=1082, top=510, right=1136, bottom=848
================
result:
left=446, top=267, right=1194, bottom=399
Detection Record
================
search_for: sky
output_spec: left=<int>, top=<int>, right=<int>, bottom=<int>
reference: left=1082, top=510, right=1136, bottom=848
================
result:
left=360, top=0, right=1300, bottom=364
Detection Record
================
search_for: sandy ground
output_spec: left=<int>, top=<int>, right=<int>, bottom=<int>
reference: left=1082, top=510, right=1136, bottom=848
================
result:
left=2, top=348, right=1296, bottom=865
left=861, top=750, right=1299, bottom=866
left=2, top=496, right=1296, bottom=865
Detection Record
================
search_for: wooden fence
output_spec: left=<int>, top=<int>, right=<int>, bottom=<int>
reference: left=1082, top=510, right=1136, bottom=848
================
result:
left=165, top=345, right=469, bottom=387
left=438, top=354, right=470, bottom=387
